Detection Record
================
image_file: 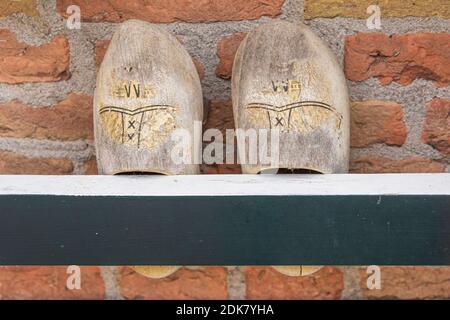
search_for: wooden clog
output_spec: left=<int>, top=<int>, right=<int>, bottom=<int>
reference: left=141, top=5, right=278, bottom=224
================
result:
left=94, top=20, right=203, bottom=278
left=94, top=20, right=202, bottom=176
left=232, top=21, right=350, bottom=175
left=232, top=21, right=350, bottom=276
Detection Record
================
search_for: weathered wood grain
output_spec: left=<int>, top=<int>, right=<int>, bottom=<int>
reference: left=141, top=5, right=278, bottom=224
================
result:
left=232, top=21, right=350, bottom=175
left=132, top=266, right=180, bottom=279
left=1, top=174, right=448, bottom=196
left=94, top=20, right=203, bottom=175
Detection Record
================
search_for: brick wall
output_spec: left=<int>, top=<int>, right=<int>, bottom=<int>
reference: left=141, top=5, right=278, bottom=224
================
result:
left=0, top=0, right=448, bottom=299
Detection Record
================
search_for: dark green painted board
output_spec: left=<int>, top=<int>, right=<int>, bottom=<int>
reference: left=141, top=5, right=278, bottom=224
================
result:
left=0, top=195, right=449, bottom=265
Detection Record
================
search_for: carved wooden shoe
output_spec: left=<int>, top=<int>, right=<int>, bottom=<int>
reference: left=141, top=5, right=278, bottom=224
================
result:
left=232, top=21, right=350, bottom=276
left=273, top=266, right=323, bottom=277
left=94, top=19, right=202, bottom=176
left=132, top=266, right=180, bottom=279
left=94, top=20, right=203, bottom=278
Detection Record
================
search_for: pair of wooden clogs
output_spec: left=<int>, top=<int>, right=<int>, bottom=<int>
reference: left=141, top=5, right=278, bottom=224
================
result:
left=94, top=20, right=350, bottom=278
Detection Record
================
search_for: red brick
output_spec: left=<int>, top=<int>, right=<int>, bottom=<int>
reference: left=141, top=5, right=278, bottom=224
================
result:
left=304, top=0, right=450, bottom=19
left=203, top=164, right=242, bottom=174
left=0, top=266, right=105, bottom=299
left=94, top=40, right=110, bottom=69
left=119, top=267, right=228, bottom=300
left=246, top=267, right=344, bottom=300
left=192, top=58, right=206, bottom=81
left=84, top=158, right=98, bottom=175
left=360, top=267, right=450, bottom=300
left=0, top=0, right=38, bottom=18
left=204, top=100, right=235, bottom=134
left=0, top=29, right=70, bottom=84
left=422, top=98, right=450, bottom=155
left=57, top=0, right=284, bottom=23
left=95, top=40, right=205, bottom=80
left=351, top=100, right=407, bottom=147
left=202, top=99, right=240, bottom=174
left=0, top=150, right=74, bottom=174
left=0, top=93, right=93, bottom=141
left=345, top=33, right=450, bottom=87
left=216, top=32, right=247, bottom=80
left=350, top=156, right=445, bottom=173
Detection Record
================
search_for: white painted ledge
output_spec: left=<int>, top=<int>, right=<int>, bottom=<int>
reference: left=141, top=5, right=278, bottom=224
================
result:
left=0, top=174, right=448, bottom=196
